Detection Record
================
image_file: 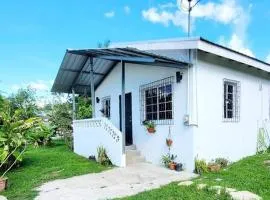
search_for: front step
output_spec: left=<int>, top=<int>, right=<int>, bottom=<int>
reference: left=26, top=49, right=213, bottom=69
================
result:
left=125, top=145, right=146, bottom=165
left=125, top=145, right=136, bottom=151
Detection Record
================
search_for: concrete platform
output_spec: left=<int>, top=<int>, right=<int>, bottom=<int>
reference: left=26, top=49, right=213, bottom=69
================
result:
left=35, top=163, right=197, bottom=200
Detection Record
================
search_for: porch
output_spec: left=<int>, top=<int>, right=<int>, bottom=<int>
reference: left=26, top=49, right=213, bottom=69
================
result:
left=52, top=47, right=188, bottom=167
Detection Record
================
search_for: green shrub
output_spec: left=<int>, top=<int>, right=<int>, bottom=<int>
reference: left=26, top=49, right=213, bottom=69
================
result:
left=195, top=158, right=208, bottom=174
left=26, top=123, right=54, bottom=147
left=97, top=146, right=112, bottom=166
left=0, top=103, right=40, bottom=170
left=215, top=158, right=229, bottom=168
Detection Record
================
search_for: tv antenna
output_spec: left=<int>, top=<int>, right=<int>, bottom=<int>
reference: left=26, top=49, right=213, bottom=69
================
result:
left=180, top=0, right=202, bottom=37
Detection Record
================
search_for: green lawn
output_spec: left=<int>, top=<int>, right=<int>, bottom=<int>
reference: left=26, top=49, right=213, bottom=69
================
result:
left=1, top=140, right=108, bottom=200
left=120, top=153, right=270, bottom=200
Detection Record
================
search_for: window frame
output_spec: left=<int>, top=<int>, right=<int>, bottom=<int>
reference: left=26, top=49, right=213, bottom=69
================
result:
left=140, top=76, right=174, bottom=125
left=223, top=79, right=240, bottom=122
left=102, top=96, right=111, bottom=119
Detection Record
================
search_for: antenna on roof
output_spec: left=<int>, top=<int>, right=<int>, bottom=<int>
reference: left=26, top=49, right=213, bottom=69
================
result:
left=180, top=0, right=202, bottom=37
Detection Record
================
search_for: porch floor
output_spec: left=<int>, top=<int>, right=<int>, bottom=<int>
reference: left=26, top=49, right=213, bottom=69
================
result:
left=35, top=163, right=197, bottom=200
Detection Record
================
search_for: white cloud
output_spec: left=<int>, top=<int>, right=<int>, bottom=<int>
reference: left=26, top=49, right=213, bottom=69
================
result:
left=124, top=6, right=131, bottom=14
left=9, top=80, right=55, bottom=108
left=10, top=80, right=53, bottom=92
left=142, top=7, right=188, bottom=31
left=142, top=0, right=254, bottom=57
left=104, top=11, right=115, bottom=18
left=142, top=0, right=248, bottom=32
left=219, top=34, right=254, bottom=57
left=266, top=53, right=270, bottom=63
left=159, top=2, right=176, bottom=9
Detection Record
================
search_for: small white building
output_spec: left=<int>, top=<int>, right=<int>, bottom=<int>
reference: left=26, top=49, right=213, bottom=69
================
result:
left=52, top=37, right=270, bottom=171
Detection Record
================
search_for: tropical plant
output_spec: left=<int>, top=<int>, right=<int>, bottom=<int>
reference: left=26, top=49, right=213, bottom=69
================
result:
left=26, top=123, right=54, bottom=147
left=0, top=102, right=40, bottom=169
left=162, top=154, right=171, bottom=167
left=162, top=154, right=177, bottom=167
left=143, top=120, right=155, bottom=129
left=256, top=128, right=269, bottom=154
left=97, top=146, right=112, bottom=166
left=194, top=158, right=208, bottom=174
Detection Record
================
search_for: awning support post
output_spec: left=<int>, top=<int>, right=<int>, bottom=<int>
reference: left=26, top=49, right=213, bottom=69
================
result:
left=90, top=57, right=95, bottom=118
left=121, top=60, right=126, bottom=153
left=72, top=88, right=76, bottom=120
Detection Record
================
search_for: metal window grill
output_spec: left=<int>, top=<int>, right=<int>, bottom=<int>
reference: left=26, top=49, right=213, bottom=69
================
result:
left=223, top=79, right=240, bottom=122
left=140, top=76, right=174, bottom=125
left=102, top=96, right=111, bottom=119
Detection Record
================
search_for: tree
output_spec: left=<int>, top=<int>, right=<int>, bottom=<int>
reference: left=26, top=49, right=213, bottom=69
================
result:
left=97, top=40, right=111, bottom=48
left=9, top=87, right=38, bottom=120
left=48, top=94, right=73, bottom=148
left=76, top=96, right=92, bottom=120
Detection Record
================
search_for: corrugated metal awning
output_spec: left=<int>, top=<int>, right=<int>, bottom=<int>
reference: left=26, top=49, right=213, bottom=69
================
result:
left=51, top=47, right=189, bottom=95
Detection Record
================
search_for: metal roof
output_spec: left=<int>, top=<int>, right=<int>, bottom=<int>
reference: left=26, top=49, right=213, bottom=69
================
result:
left=51, top=47, right=189, bottom=95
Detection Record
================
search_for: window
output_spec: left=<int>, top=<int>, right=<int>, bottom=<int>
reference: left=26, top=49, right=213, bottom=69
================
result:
left=140, top=77, right=174, bottom=125
left=223, top=79, right=240, bottom=122
left=102, top=97, right=110, bottom=118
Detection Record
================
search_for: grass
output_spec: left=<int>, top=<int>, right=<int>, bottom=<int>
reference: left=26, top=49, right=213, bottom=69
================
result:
left=120, top=153, right=270, bottom=200
left=1, top=140, right=108, bottom=200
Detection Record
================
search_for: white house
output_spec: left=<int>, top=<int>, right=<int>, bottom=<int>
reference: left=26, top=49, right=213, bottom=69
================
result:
left=52, top=37, right=270, bottom=171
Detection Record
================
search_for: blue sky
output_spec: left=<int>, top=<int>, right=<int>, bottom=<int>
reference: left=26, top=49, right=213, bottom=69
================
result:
left=0, top=0, right=270, bottom=103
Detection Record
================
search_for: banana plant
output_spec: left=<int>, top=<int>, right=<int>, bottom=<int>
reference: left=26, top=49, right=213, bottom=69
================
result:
left=0, top=103, right=40, bottom=169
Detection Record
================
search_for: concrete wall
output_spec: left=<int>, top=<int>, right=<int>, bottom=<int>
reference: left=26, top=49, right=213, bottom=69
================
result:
left=73, top=118, right=125, bottom=167
left=95, top=62, right=195, bottom=171
left=194, top=51, right=270, bottom=162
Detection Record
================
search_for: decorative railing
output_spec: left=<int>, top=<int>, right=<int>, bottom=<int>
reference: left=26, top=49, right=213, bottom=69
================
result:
left=72, top=118, right=125, bottom=167
left=73, top=118, right=121, bottom=143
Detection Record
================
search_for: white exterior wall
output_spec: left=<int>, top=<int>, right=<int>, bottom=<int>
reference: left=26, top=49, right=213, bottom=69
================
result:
left=95, top=63, right=195, bottom=171
left=73, top=118, right=125, bottom=167
left=194, top=52, right=270, bottom=162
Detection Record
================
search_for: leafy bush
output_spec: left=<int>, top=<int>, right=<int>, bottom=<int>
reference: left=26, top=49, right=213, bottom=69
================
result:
left=0, top=102, right=40, bottom=170
left=26, top=123, right=54, bottom=147
left=194, top=158, right=208, bottom=174
left=215, top=158, right=229, bottom=168
left=97, top=146, right=112, bottom=166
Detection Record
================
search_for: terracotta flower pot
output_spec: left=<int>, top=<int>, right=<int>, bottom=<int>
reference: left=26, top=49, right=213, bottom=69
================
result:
left=0, top=177, right=8, bottom=192
left=166, top=139, right=173, bottom=147
left=147, top=127, right=156, bottom=133
left=169, top=162, right=177, bottom=170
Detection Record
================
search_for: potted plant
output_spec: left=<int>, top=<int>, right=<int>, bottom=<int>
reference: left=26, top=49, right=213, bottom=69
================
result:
left=166, top=138, right=173, bottom=147
left=175, top=163, right=183, bottom=171
left=143, top=120, right=156, bottom=133
left=162, top=154, right=171, bottom=167
left=168, top=154, right=177, bottom=170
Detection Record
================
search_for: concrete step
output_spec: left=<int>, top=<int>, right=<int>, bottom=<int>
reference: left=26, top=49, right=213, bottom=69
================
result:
left=125, top=146, right=146, bottom=165
left=126, top=156, right=146, bottom=165
left=126, top=149, right=141, bottom=157
left=125, top=145, right=136, bottom=151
